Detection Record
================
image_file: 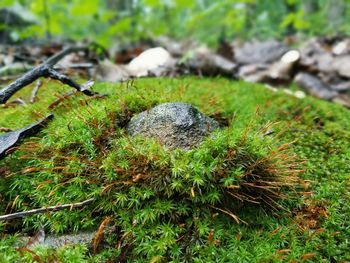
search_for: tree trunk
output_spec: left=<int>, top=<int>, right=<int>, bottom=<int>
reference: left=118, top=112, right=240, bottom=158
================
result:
left=327, top=0, right=346, bottom=29
left=302, top=0, right=319, bottom=15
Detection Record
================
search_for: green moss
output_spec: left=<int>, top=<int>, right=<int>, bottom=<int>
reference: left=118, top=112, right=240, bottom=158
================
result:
left=0, top=77, right=349, bottom=262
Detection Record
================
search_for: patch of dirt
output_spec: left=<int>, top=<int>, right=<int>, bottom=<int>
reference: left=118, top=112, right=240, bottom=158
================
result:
left=209, top=112, right=231, bottom=127
left=0, top=165, right=11, bottom=177
left=293, top=203, right=328, bottom=230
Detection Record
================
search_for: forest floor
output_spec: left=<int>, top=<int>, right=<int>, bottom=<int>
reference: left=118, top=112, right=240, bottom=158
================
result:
left=0, top=77, right=349, bottom=262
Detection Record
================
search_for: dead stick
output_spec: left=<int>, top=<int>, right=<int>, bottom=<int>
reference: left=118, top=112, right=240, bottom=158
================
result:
left=0, top=64, right=98, bottom=104
left=54, top=63, right=94, bottom=70
left=45, top=46, right=87, bottom=67
left=0, top=198, right=94, bottom=221
left=30, top=80, right=42, bottom=103
left=0, top=46, right=99, bottom=104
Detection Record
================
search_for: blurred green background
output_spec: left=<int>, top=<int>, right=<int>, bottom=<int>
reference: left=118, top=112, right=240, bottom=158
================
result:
left=1, top=0, right=349, bottom=46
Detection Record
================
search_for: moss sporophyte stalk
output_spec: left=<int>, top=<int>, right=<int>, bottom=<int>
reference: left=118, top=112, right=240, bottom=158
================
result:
left=0, top=77, right=349, bottom=261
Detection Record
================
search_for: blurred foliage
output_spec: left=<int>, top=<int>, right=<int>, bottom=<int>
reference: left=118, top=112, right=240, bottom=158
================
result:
left=1, top=0, right=349, bottom=46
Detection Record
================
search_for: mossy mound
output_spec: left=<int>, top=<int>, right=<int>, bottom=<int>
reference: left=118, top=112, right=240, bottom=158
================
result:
left=0, top=77, right=349, bottom=262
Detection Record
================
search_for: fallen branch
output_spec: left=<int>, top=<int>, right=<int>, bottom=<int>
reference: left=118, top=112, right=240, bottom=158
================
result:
left=0, top=114, right=54, bottom=160
left=0, top=63, right=94, bottom=78
left=30, top=80, right=42, bottom=103
left=0, top=46, right=100, bottom=104
left=44, top=46, right=88, bottom=67
left=0, top=198, right=94, bottom=221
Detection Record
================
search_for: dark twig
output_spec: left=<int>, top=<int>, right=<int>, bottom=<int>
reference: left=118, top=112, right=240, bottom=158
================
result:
left=45, top=67, right=96, bottom=96
left=0, top=63, right=94, bottom=80
left=0, top=65, right=47, bottom=103
left=0, top=46, right=99, bottom=104
left=45, top=46, right=87, bottom=67
left=0, top=198, right=94, bottom=221
left=0, top=114, right=54, bottom=160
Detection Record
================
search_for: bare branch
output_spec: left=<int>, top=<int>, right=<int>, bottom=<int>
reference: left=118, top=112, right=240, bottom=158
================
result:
left=0, top=114, right=54, bottom=160
left=0, top=64, right=47, bottom=103
left=0, top=46, right=100, bottom=104
left=45, top=46, right=87, bottom=67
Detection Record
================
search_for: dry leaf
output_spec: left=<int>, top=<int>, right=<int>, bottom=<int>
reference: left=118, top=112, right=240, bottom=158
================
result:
left=92, top=216, right=111, bottom=254
left=26, top=228, right=45, bottom=248
left=301, top=253, right=317, bottom=261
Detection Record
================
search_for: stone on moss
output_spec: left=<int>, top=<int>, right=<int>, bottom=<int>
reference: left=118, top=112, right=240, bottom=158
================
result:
left=126, top=102, right=219, bottom=149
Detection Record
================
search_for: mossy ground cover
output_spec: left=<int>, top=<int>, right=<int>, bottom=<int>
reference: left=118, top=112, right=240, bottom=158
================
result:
left=0, top=77, right=349, bottom=262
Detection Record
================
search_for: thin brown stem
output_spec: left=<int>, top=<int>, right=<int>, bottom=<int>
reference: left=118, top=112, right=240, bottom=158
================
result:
left=0, top=198, right=94, bottom=221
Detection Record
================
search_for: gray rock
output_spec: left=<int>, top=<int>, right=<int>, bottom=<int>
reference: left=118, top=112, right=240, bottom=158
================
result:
left=18, top=231, right=99, bottom=249
left=332, top=55, right=350, bottom=78
left=294, top=73, right=338, bottom=100
left=185, top=47, right=237, bottom=76
left=235, top=40, right=289, bottom=65
left=126, top=102, right=219, bottom=149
